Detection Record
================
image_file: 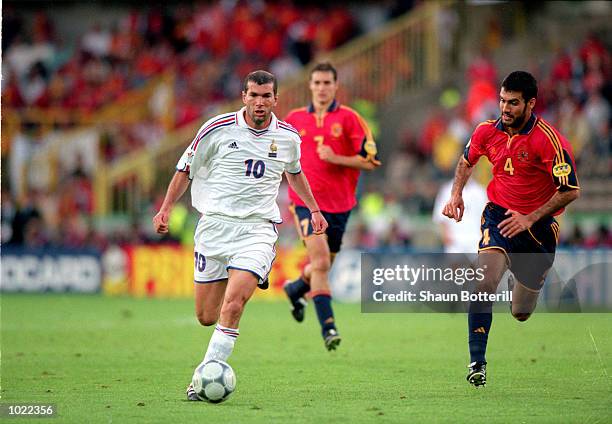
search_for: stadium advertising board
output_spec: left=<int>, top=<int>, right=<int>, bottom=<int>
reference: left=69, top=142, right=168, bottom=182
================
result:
left=128, top=245, right=194, bottom=297
left=1, top=247, right=101, bottom=293
left=102, top=244, right=309, bottom=298
left=102, top=245, right=612, bottom=306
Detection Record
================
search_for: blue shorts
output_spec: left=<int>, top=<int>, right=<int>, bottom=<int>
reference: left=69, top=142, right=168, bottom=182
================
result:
left=479, top=202, right=559, bottom=290
left=290, top=205, right=351, bottom=253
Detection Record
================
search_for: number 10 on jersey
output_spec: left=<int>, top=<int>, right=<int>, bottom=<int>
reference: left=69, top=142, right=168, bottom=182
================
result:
left=245, top=159, right=266, bottom=179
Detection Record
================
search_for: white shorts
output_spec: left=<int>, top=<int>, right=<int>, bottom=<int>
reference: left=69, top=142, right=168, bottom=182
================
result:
left=193, top=215, right=278, bottom=284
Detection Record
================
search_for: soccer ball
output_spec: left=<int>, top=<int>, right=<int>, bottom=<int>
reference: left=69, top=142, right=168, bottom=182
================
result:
left=192, top=360, right=236, bottom=403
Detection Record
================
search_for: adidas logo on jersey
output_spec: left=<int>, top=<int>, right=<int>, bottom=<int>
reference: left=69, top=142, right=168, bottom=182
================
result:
left=228, top=142, right=239, bottom=149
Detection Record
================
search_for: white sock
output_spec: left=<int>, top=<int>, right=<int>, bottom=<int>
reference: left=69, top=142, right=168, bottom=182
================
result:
left=203, top=324, right=239, bottom=363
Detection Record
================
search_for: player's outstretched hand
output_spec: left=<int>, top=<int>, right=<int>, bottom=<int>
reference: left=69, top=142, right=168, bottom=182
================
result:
left=498, top=209, right=533, bottom=238
left=311, top=211, right=328, bottom=235
left=442, top=195, right=464, bottom=222
left=153, top=210, right=169, bottom=234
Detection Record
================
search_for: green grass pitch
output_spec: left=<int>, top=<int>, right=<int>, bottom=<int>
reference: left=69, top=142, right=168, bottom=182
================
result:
left=2, top=294, right=611, bottom=423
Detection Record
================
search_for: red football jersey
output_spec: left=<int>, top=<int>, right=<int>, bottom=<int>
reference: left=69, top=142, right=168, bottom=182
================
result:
left=285, top=100, right=376, bottom=213
left=464, top=114, right=579, bottom=215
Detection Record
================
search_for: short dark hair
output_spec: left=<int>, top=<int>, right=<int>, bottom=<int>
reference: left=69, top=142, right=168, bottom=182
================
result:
left=501, top=71, right=538, bottom=101
left=243, top=70, right=277, bottom=95
left=310, top=62, right=337, bottom=81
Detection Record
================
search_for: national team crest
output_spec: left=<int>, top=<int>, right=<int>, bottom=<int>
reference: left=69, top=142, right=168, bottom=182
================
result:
left=517, top=151, right=529, bottom=162
left=268, top=140, right=278, bottom=158
left=331, top=123, right=343, bottom=138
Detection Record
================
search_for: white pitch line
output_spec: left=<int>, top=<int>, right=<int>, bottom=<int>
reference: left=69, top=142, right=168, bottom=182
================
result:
left=587, top=327, right=609, bottom=379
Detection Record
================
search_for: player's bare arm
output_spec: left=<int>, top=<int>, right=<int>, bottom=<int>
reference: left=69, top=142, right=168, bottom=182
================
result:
left=285, top=171, right=328, bottom=234
left=152, top=171, right=191, bottom=234
left=442, top=158, right=474, bottom=222
left=316, top=144, right=380, bottom=170
left=498, top=189, right=580, bottom=238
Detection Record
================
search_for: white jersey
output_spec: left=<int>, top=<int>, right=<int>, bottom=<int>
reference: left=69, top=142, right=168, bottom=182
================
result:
left=177, top=107, right=302, bottom=223
left=432, top=179, right=488, bottom=254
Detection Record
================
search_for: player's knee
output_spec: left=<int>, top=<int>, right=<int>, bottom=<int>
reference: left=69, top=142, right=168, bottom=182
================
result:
left=196, top=312, right=217, bottom=327
left=221, top=298, right=246, bottom=320
left=512, top=311, right=531, bottom=322
left=310, top=254, right=331, bottom=273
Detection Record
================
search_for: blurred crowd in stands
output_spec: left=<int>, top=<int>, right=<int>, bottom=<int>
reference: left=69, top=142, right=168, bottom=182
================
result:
left=3, top=2, right=410, bottom=119
left=2, top=2, right=611, bottom=251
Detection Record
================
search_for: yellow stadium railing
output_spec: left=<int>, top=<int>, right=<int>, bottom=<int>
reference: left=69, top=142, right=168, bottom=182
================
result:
left=95, top=2, right=450, bottom=216
left=274, top=1, right=444, bottom=117
left=2, top=73, right=174, bottom=145
left=2, top=73, right=177, bottom=202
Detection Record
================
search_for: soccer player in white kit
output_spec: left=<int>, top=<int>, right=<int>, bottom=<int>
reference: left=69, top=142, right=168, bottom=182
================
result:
left=152, top=70, right=328, bottom=401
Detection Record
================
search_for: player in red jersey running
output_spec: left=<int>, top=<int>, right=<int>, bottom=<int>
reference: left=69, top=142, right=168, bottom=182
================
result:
left=283, top=62, right=380, bottom=350
left=442, top=71, right=580, bottom=387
